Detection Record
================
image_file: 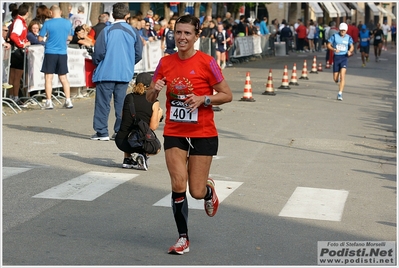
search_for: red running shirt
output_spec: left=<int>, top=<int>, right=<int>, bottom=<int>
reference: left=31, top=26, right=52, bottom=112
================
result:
left=153, top=50, right=224, bottom=138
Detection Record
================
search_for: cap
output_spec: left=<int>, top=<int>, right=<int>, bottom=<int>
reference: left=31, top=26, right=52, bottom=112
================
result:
left=362, top=24, right=367, bottom=30
left=136, top=72, right=152, bottom=87
left=339, top=22, right=348, bottom=31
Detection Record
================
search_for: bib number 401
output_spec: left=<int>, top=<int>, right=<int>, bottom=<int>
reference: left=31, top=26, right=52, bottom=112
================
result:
left=170, top=106, right=198, bottom=123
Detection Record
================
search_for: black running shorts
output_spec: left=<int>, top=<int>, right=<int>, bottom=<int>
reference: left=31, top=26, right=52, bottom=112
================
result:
left=163, top=136, right=218, bottom=155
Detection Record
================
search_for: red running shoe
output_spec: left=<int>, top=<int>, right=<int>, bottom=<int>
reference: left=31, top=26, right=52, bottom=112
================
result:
left=204, top=178, right=219, bottom=217
left=168, top=237, right=190, bottom=255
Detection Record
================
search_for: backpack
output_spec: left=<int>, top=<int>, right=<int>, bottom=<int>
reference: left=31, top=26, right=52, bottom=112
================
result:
left=127, top=94, right=161, bottom=155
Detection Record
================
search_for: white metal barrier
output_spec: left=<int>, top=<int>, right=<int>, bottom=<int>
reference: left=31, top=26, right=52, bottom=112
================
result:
left=3, top=36, right=268, bottom=111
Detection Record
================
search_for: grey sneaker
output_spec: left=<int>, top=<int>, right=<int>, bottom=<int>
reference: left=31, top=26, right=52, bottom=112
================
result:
left=90, top=133, right=110, bottom=141
left=44, top=100, right=53, bottom=110
left=64, top=99, right=73, bottom=109
left=135, top=154, right=148, bottom=171
left=337, top=93, right=343, bottom=101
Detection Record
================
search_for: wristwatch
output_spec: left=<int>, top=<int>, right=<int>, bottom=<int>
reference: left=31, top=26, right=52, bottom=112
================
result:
left=204, top=95, right=211, bottom=107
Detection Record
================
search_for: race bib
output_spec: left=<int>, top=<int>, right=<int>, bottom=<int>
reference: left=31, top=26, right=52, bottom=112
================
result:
left=361, top=38, right=368, bottom=42
left=336, top=44, right=347, bottom=51
left=169, top=100, right=198, bottom=123
left=375, top=36, right=381, bottom=40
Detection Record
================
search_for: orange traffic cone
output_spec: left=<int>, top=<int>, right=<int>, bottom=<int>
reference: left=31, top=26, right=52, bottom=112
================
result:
left=278, top=65, right=291, bottom=89
left=240, top=72, right=256, bottom=102
left=310, top=56, right=318, bottom=73
left=317, top=63, right=323, bottom=72
left=289, top=63, right=299, bottom=86
left=325, top=60, right=331, bottom=69
left=262, top=69, right=276, bottom=96
left=299, top=60, right=309, bottom=80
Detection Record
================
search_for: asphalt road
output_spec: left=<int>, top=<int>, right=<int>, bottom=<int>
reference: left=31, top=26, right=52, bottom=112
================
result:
left=2, top=47, right=397, bottom=266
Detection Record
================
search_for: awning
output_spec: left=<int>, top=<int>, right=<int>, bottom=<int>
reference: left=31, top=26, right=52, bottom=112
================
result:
left=331, top=2, right=346, bottom=17
left=386, top=9, right=396, bottom=20
left=367, top=2, right=380, bottom=16
left=322, top=2, right=338, bottom=18
left=376, top=5, right=388, bottom=16
left=309, top=2, right=324, bottom=18
left=340, top=3, right=352, bottom=17
left=349, top=2, right=365, bottom=15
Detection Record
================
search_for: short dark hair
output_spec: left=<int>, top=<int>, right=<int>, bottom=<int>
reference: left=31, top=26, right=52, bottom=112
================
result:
left=74, top=25, right=84, bottom=34
left=9, top=3, right=18, bottom=12
left=175, top=15, right=200, bottom=35
left=18, top=4, right=29, bottom=16
left=112, top=3, right=129, bottom=20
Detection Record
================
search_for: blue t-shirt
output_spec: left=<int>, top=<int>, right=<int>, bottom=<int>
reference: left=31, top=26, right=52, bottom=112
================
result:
left=39, top=18, right=73, bottom=55
left=328, top=33, right=353, bottom=56
left=359, top=29, right=371, bottom=47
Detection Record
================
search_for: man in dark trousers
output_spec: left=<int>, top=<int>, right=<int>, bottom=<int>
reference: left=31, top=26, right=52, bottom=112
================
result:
left=91, top=3, right=143, bottom=141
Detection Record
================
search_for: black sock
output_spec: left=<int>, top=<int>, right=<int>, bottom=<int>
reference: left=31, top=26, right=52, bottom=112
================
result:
left=172, top=191, right=189, bottom=240
left=204, top=185, right=212, bottom=200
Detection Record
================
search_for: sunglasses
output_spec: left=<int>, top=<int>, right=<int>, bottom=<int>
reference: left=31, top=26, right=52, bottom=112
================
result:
left=145, top=24, right=150, bottom=26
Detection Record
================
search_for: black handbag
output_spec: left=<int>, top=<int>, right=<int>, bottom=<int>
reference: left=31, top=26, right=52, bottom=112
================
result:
left=127, top=95, right=161, bottom=154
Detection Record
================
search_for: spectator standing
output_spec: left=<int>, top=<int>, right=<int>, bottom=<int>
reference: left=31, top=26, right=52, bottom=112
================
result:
left=327, top=22, right=354, bottom=101
left=3, top=3, right=18, bottom=24
left=317, top=23, right=324, bottom=51
left=200, top=21, right=211, bottom=38
left=222, top=12, right=234, bottom=26
left=68, top=4, right=73, bottom=19
left=146, top=14, right=233, bottom=255
left=2, top=24, right=12, bottom=89
left=280, top=23, right=292, bottom=55
left=70, top=5, right=86, bottom=30
left=145, top=10, right=155, bottom=29
left=27, top=21, right=45, bottom=45
left=162, top=18, right=177, bottom=56
left=391, top=22, right=396, bottom=48
left=295, top=19, right=307, bottom=52
left=359, top=24, right=371, bottom=67
left=260, top=17, right=270, bottom=36
left=139, top=19, right=150, bottom=42
left=367, top=20, right=375, bottom=31
left=294, top=18, right=300, bottom=51
left=32, top=5, right=51, bottom=26
left=236, top=15, right=247, bottom=36
left=144, top=20, right=157, bottom=41
left=91, top=3, right=143, bottom=141
left=90, top=14, right=108, bottom=40
left=38, top=5, right=74, bottom=110
left=381, top=20, right=391, bottom=50
left=8, top=4, right=30, bottom=103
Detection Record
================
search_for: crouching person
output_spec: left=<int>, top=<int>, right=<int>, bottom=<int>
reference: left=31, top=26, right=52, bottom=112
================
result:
left=115, top=72, right=163, bottom=170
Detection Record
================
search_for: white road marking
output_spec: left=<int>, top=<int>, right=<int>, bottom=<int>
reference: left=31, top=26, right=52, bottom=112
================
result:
left=32, top=171, right=138, bottom=201
left=2, top=167, right=32, bottom=180
left=279, top=187, right=349, bottom=221
left=153, top=180, right=243, bottom=209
